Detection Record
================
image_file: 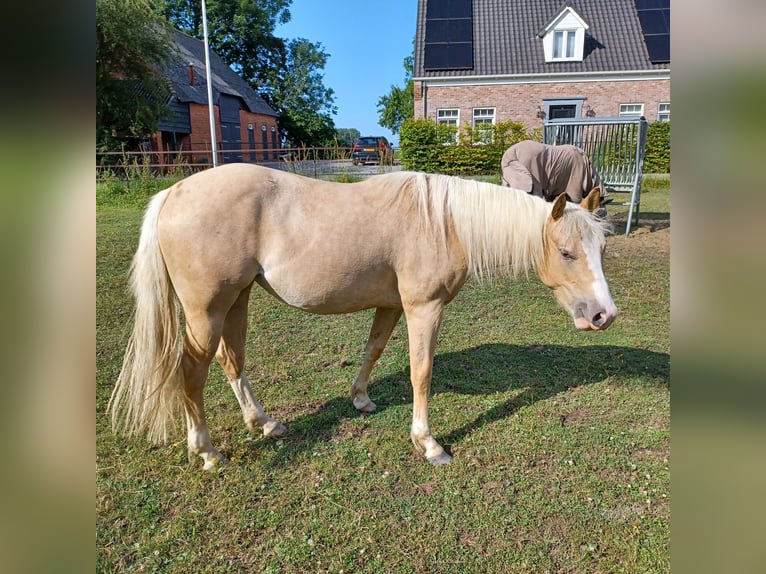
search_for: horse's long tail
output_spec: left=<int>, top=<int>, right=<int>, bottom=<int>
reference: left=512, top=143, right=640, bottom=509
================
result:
left=108, top=188, right=184, bottom=444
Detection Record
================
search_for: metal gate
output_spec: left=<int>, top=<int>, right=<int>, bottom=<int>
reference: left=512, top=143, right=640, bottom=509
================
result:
left=544, top=116, right=648, bottom=236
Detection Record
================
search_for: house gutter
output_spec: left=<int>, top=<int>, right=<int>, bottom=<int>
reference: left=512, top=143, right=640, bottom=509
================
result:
left=413, top=68, right=670, bottom=87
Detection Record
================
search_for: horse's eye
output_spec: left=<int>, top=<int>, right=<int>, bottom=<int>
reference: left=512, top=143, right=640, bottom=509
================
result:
left=559, top=249, right=575, bottom=261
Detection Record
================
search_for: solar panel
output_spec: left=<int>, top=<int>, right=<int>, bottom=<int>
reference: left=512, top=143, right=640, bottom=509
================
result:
left=425, top=19, right=473, bottom=44
left=635, top=0, right=666, bottom=9
left=635, top=0, right=670, bottom=63
left=424, top=0, right=474, bottom=71
left=426, top=0, right=472, bottom=20
left=643, top=35, right=670, bottom=63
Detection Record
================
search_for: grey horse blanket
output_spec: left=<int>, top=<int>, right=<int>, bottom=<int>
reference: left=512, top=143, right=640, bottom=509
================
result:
left=500, top=141, right=604, bottom=204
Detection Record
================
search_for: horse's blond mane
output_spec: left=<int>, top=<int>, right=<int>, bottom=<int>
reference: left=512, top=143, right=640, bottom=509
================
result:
left=400, top=172, right=550, bottom=280
left=367, top=171, right=609, bottom=281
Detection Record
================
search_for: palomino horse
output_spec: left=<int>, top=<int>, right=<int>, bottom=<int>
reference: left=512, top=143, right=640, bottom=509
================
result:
left=109, top=164, right=617, bottom=469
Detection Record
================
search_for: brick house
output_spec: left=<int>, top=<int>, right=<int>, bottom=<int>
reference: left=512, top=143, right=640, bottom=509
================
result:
left=152, top=30, right=280, bottom=166
left=413, top=0, right=670, bottom=133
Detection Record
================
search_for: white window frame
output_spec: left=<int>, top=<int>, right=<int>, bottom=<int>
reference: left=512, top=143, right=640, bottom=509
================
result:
left=472, top=108, right=496, bottom=144
left=436, top=108, right=460, bottom=143
left=436, top=108, right=460, bottom=127
left=472, top=107, right=495, bottom=128
left=658, top=102, right=670, bottom=122
left=619, top=103, right=644, bottom=117
left=553, top=30, right=577, bottom=59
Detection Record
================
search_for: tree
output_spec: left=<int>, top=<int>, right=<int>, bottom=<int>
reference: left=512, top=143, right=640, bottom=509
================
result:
left=162, top=0, right=337, bottom=147
left=161, top=0, right=290, bottom=90
left=97, top=0, right=172, bottom=150
left=335, top=128, right=360, bottom=147
left=377, top=51, right=414, bottom=135
left=264, top=38, right=337, bottom=147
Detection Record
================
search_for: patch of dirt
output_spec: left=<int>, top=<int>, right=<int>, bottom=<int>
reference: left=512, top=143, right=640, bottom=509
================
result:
left=606, top=216, right=670, bottom=260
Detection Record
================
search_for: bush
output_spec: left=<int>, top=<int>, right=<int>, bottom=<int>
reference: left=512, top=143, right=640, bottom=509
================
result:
left=400, top=117, right=669, bottom=176
left=398, top=118, right=443, bottom=172
left=399, top=118, right=535, bottom=175
left=96, top=168, right=181, bottom=208
left=644, top=121, right=670, bottom=173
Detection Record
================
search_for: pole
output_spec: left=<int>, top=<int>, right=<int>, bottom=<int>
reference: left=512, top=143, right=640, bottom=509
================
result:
left=201, top=0, right=218, bottom=167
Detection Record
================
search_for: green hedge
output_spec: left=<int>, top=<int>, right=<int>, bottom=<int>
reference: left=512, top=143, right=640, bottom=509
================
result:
left=399, top=118, right=536, bottom=175
left=644, top=121, right=670, bottom=173
left=400, top=117, right=670, bottom=175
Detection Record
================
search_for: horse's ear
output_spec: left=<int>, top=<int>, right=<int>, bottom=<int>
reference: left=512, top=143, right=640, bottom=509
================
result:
left=581, top=187, right=601, bottom=212
left=551, top=192, right=567, bottom=220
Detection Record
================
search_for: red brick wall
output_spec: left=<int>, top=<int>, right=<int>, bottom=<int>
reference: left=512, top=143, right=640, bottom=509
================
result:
left=414, top=78, right=670, bottom=132
left=185, top=104, right=279, bottom=164
left=239, top=111, right=280, bottom=161
left=188, top=102, right=222, bottom=164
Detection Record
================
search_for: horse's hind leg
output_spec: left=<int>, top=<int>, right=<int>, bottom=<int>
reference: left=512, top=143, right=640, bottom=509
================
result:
left=216, top=286, right=286, bottom=438
left=351, top=307, right=402, bottom=412
left=181, top=310, right=228, bottom=470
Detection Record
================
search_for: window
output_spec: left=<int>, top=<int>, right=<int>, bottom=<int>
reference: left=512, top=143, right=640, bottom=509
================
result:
left=619, top=103, right=644, bottom=116
left=658, top=103, right=670, bottom=122
left=553, top=30, right=576, bottom=59
left=472, top=108, right=495, bottom=144
left=437, top=109, right=460, bottom=143
left=540, top=6, right=588, bottom=63
left=437, top=108, right=459, bottom=127
left=472, top=108, right=495, bottom=127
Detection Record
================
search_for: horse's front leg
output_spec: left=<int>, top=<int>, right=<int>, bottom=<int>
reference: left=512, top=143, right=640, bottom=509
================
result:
left=216, top=287, right=286, bottom=439
left=351, top=307, right=403, bottom=412
left=404, top=300, right=451, bottom=465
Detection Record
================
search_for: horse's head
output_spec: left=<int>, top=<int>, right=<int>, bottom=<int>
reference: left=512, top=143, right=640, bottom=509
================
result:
left=537, top=188, right=618, bottom=330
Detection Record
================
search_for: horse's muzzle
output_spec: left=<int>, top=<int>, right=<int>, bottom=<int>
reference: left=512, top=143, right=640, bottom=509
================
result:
left=574, top=303, right=618, bottom=330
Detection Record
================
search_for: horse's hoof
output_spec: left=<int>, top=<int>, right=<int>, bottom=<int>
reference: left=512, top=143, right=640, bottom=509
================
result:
left=201, top=453, right=229, bottom=471
left=353, top=397, right=377, bottom=413
left=427, top=452, right=452, bottom=466
left=263, top=420, right=287, bottom=437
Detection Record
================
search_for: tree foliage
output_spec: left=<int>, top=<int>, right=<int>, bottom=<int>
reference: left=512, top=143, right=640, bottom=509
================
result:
left=334, top=128, right=360, bottom=148
left=162, top=0, right=336, bottom=147
left=644, top=121, right=670, bottom=173
left=377, top=51, right=414, bottom=135
left=161, top=0, right=290, bottom=89
left=263, top=38, right=337, bottom=147
left=96, top=0, right=172, bottom=150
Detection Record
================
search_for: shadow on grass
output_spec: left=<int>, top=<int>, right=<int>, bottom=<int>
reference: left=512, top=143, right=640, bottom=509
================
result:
left=257, top=343, right=669, bottom=466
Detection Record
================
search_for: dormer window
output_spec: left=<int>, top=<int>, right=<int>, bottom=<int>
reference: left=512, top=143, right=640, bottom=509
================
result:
left=553, top=30, right=576, bottom=59
left=539, top=6, right=589, bottom=63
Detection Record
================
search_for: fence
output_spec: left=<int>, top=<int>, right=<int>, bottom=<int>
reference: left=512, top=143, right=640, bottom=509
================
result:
left=95, top=145, right=403, bottom=181
left=543, top=116, right=648, bottom=236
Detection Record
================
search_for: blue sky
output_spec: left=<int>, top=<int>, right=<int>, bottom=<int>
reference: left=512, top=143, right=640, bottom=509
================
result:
left=275, top=0, right=417, bottom=146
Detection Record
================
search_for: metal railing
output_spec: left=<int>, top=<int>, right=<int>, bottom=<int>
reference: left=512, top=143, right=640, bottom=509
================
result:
left=544, top=116, right=648, bottom=235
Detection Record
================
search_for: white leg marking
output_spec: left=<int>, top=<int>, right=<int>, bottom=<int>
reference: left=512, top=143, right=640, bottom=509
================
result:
left=229, top=373, right=286, bottom=437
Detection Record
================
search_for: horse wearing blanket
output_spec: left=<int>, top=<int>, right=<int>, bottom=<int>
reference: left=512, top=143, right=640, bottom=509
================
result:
left=110, top=164, right=617, bottom=469
left=501, top=140, right=605, bottom=209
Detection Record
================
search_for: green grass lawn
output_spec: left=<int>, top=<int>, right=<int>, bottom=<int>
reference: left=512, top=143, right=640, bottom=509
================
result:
left=97, top=176, right=669, bottom=573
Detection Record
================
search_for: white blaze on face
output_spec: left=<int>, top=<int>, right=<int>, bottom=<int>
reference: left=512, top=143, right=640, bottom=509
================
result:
left=583, top=237, right=618, bottom=328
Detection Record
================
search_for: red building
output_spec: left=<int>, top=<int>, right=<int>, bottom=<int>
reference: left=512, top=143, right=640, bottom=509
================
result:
left=152, top=30, right=281, bottom=167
